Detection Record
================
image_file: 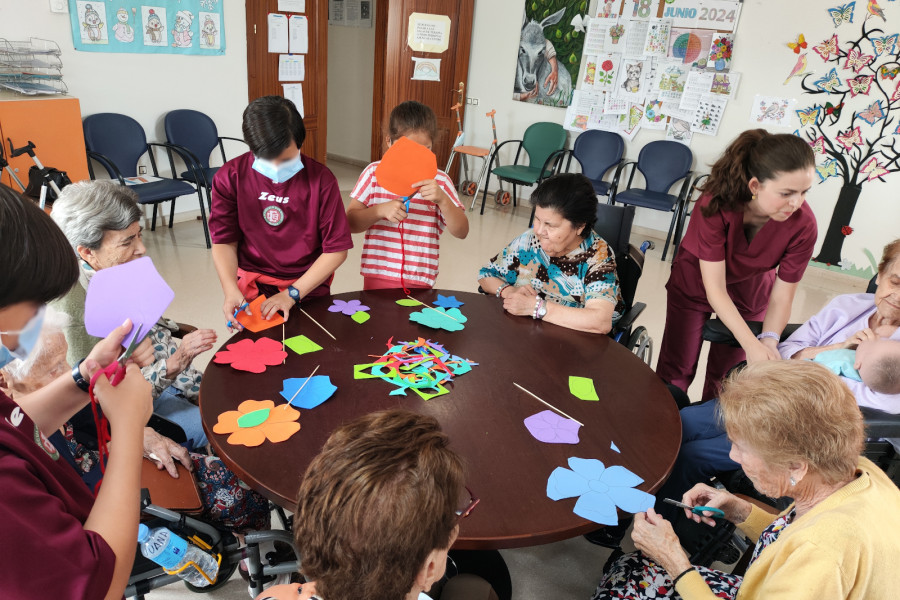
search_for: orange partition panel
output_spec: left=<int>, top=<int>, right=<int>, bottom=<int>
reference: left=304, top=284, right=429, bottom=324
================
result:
left=0, top=96, right=89, bottom=190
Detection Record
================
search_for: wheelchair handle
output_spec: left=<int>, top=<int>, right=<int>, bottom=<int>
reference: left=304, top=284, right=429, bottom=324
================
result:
left=8, top=138, right=37, bottom=159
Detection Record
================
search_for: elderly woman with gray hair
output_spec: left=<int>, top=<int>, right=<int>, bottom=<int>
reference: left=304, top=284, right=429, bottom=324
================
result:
left=591, top=361, right=900, bottom=600
left=51, top=181, right=213, bottom=450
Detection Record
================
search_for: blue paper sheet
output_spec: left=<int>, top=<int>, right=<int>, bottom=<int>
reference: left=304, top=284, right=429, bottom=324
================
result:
left=279, top=375, right=337, bottom=409
left=433, top=294, right=465, bottom=309
left=546, top=457, right=655, bottom=525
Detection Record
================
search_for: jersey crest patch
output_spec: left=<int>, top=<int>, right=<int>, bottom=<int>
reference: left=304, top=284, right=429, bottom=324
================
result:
left=263, top=205, right=285, bottom=227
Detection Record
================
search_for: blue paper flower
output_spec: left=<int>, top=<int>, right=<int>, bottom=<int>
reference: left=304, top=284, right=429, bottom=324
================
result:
left=433, top=294, right=465, bottom=309
left=546, top=457, right=655, bottom=525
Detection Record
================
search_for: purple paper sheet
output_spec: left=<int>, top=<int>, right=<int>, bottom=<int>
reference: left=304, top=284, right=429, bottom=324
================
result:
left=524, top=410, right=581, bottom=444
left=84, top=257, right=174, bottom=338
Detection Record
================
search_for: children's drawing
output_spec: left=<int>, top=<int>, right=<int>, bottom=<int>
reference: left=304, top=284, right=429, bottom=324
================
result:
left=617, top=59, right=647, bottom=102
left=595, top=54, right=620, bottom=88
left=617, top=103, right=644, bottom=140
left=643, top=19, right=671, bottom=56
left=597, top=0, right=622, bottom=18
left=828, top=2, right=856, bottom=27
left=78, top=2, right=108, bottom=44
left=691, top=95, right=726, bottom=135
left=668, top=28, right=713, bottom=67
left=643, top=98, right=668, bottom=130
left=707, top=34, right=733, bottom=72
left=654, top=60, right=689, bottom=101
left=814, top=34, right=840, bottom=60
left=813, top=68, right=842, bottom=92
left=583, top=56, right=598, bottom=86
left=200, top=0, right=220, bottom=9
left=513, top=5, right=579, bottom=107
left=845, top=47, right=874, bottom=72
left=784, top=53, right=809, bottom=84
left=171, top=10, right=194, bottom=48
left=710, top=72, right=740, bottom=97
left=847, top=74, right=874, bottom=96
left=666, top=118, right=693, bottom=145
left=750, top=95, right=795, bottom=127
left=143, top=7, right=167, bottom=47
left=861, top=156, right=889, bottom=180
left=199, top=12, right=221, bottom=49
left=412, top=57, right=441, bottom=81
left=870, top=33, right=898, bottom=55
left=112, top=7, right=135, bottom=43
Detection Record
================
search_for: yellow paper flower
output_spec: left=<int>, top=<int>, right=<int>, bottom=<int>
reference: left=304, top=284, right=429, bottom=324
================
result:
left=212, top=399, right=301, bottom=447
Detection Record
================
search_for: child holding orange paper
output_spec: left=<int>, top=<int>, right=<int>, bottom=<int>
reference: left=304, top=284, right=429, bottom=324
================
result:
left=347, top=101, right=469, bottom=290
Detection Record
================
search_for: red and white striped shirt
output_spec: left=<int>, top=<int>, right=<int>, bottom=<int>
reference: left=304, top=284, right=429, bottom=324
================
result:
left=351, top=161, right=463, bottom=287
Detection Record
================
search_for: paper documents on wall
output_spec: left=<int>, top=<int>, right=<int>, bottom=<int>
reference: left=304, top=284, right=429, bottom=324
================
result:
left=283, top=83, right=304, bottom=117
left=289, top=15, right=308, bottom=53
left=279, top=54, right=305, bottom=81
left=268, top=13, right=288, bottom=53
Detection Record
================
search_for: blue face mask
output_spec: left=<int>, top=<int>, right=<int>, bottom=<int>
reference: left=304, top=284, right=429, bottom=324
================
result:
left=252, top=153, right=304, bottom=184
left=0, top=305, right=46, bottom=369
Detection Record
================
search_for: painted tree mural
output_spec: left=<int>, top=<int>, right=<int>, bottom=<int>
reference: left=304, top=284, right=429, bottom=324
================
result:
left=793, top=10, right=900, bottom=266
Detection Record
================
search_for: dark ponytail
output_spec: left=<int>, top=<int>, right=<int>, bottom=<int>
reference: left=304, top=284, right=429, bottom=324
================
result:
left=700, top=129, right=815, bottom=217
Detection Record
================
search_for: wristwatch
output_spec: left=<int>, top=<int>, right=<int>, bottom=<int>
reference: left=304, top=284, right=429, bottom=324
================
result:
left=286, top=285, right=301, bottom=303
left=72, top=358, right=90, bottom=393
left=533, top=298, right=548, bottom=320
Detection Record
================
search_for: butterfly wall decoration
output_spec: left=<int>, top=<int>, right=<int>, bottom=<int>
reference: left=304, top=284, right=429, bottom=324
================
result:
left=816, top=159, right=840, bottom=182
left=844, top=47, right=875, bottom=72
left=847, top=75, right=874, bottom=96
left=814, top=34, right=840, bottom=59
left=858, top=100, right=885, bottom=124
left=861, top=157, right=890, bottom=181
left=828, top=2, right=856, bottom=27
left=836, top=126, right=863, bottom=150
left=814, top=68, right=843, bottom=91
left=796, top=106, right=821, bottom=126
left=870, top=33, right=898, bottom=55
left=809, top=136, right=827, bottom=154
left=788, top=34, right=808, bottom=54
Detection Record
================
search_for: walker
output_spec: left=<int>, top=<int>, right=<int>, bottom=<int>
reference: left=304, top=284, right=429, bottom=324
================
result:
left=444, top=86, right=498, bottom=211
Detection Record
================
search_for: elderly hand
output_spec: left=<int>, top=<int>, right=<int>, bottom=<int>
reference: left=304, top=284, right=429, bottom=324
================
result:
left=258, top=289, right=294, bottom=322
left=632, top=508, right=691, bottom=575
left=843, top=328, right=879, bottom=349
left=682, top=483, right=750, bottom=526
left=143, top=427, right=193, bottom=478
left=377, top=199, right=408, bottom=224
left=502, top=286, right=539, bottom=317
left=170, top=328, right=217, bottom=373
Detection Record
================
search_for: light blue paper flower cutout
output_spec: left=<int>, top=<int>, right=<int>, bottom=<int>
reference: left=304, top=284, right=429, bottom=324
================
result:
left=546, top=457, right=655, bottom=525
left=433, top=294, right=465, bottom=309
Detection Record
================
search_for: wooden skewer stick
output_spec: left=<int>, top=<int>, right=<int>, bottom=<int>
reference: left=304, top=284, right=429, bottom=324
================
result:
left=513, top=382, right=585, bottom=427
left=407, top=294, right=460, bottom=322
left=299, top=307, right=337, bottom=341
left=287, top=364, right=321, bottom=405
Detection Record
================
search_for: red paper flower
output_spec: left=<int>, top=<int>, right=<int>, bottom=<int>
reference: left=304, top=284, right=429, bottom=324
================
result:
left=601, top=60, right=614, bottom=71
left=213, top=337, right=287, bottom=373
left=841, top=226, right=854, bottom=236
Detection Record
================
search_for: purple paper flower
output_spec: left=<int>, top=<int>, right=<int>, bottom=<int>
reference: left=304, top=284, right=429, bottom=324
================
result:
left=524, top=410, right=581, bottom=444
left=547, top=458, right=654, bottom=525
left=329, top=298, right=370, bottom=316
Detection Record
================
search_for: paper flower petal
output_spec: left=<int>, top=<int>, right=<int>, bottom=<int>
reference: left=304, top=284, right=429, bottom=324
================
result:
left=547, top=466, right=591, bottom=500
left=263, top=421, right=301, bottom=443
left=227, top=428, right=267, bottom=447
left=599, top=465, right=645, bottom=488
left=573, top=491, right=619, bottom=525
left=568, top=457, right=606, bottom=481
left=268, top=404, right=301, bottom=423
left=212, top=410, right=242, bottom=434
left=607, top=486, right=655, bottom=514
left=523, top=410, right=581, bottom=444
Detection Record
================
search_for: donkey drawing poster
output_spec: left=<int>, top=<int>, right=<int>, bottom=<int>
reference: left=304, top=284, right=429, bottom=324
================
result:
left=513, top=2, right=587, bottom=107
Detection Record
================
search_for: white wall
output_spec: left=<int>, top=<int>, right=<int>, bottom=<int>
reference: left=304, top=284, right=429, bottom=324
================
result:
left=0, top=1, right=249, bottom=216
left=463, top=0, right=900, bottom=272
left=326, top=23, right=375, bottom=163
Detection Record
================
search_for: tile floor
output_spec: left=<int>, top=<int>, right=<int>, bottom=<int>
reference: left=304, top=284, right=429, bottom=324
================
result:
left=142, top=160, right=865, bottom=600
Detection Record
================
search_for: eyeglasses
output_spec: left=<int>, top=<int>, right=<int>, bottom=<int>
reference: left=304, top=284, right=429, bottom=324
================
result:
left=456, top=486, right=480, bottom=519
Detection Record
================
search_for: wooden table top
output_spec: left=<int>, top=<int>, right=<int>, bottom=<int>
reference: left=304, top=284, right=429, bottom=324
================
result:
left=199, top=289, right=681, bottom=550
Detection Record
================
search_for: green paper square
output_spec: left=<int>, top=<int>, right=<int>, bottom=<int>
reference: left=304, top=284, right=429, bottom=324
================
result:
left=412, top=383, right=449, bottom=401
left=284, top=335, right=323, bottom=356
left=351, top=311, right=370, bottom=324
left=569, top=375, right=599, bottom=401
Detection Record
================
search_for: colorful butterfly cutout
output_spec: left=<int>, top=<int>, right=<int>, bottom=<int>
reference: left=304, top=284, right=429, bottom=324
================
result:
left=835, top=126, right=863, bottom=151
left=809, top=136, right=827, bottom=154
left=861, top=157, right=889, bottom=181
left=814, top=35, right=840, bottom=60
left=892, top=81, right=900, bottom=101
left=824, top=101, right=844, bottom=119
left=858, top=100, right=885, bottom=125
left=827, top=2, right=855, bottom=27
left=844, top=47, right=874, bottom=72
left=880, top=65, right=900, bottom=79
left=814, top=68, right=842, bottom=91
left=788, top=34, right=808, bottom=54
left=870, top=34, right=898, bottom=56
left=815, top=159, right=840, bottom=182
left=848, top=75, right=874, bottom=96
left=796, top=106, right=821, bottom=126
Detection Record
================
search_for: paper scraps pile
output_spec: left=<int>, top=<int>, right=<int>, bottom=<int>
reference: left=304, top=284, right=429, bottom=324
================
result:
left=354, top=337, right=477, bottom=401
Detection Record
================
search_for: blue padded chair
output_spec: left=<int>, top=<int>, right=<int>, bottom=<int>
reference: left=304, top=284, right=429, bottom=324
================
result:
left=479, top=121, right=567, bottom=223
left=608, top=140, right=694, bottom=261
left=83, top=113, right=211, bottom=248
left=558, top=130, right=625, bottom=198
left=164, top=109, right=247, bottom=210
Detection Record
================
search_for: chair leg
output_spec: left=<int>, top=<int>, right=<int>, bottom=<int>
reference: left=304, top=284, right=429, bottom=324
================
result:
left=197, top=191, right=211, bottom=249
left=168, top=199, right=176, bottom=229
left=480, top=172, right=492, bottom=215
left=151, top=204, right=158, bottom=231
left=512, top=183, right=517, bottom=207
left=661, top=209, right=680, bottom=261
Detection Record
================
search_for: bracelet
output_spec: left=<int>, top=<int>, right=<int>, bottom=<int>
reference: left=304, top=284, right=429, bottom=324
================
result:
left=71, top=358, right=90, bottom=393
left=533, top=297, right=546, bottom=320
left=672, top=566, right=696, bottom=586
left=757, top=331, right=780, bottom=342
left=495, top=283, right=509, bottom=298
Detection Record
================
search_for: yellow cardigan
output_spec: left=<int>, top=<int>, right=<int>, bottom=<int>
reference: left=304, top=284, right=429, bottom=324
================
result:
left=676, top=456, right=900, bottom=600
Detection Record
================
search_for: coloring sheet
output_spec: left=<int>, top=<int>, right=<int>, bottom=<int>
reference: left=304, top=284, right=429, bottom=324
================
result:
left=644, top=19, right=672, bottom=56
left=750, top=95, right=796, bottom=128
left=666, top=117, right=694, bottom=145
left=654, top=59, right=690, bottom=102
left=691, top=94, right=727, bottom=135
left=617, top=57, right=650, bottom=102
left=679, top=69, right=714, bottom=111
left=642, top=97, right=669, bottom=130
left=668, top=27, right=714, bottom=68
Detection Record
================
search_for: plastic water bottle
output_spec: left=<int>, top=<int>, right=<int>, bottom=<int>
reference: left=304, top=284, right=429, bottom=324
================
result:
left=137, top=524, right=219, bottom=587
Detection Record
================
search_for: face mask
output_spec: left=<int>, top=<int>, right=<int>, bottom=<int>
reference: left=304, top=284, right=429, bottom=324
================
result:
left=252, top=153, right=304, bottom=184
left=0, top=305, right=46, bottom=368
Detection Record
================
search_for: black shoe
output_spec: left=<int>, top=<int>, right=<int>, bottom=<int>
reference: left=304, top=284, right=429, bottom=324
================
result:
left=583, top=519, right=630, bottom=549
left=714, top=540, right=741, bottom=565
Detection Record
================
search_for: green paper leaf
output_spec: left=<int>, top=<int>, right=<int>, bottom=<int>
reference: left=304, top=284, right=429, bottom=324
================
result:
left=412, top=383, right=449, bottom=401
left=569, top=376, right=599, bottom=401
left=351, top=311, right=370, bottom=324
left=237, top=408, right=271, bottom=428
left=284, top=334, right=323, bottom=356
left=396, top=298, right=423, bottom=306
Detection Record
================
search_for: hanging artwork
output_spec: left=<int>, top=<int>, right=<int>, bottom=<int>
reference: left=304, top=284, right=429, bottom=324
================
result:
left=68, top=0, right=226, bottom=55
left=513, top=1, right=587, bottom=107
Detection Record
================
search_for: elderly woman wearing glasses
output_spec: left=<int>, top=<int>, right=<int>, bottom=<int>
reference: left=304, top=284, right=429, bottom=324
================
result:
left=591, top=360, right=900, bottom=600
left=259, top=409, right=502, bottom=600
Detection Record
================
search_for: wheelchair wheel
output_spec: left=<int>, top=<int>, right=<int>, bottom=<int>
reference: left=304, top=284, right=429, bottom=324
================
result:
left=495, top=190, right=511, bottom=205
left=463, top=180, right=479, bottom=196
left=626, top=326, right=653, bottom=366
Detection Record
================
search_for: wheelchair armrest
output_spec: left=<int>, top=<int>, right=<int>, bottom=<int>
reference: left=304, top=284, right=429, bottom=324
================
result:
left=860, top=406, right=900, bottom=439
left=608, top=160, right=637, bottom=203
left=613, top=302, right=646, bottom=335
left=701, top=319, right=802, bottom=347
left=85, top=150, right=127, bottom=185
left=172, top=322, right=198, bottom=339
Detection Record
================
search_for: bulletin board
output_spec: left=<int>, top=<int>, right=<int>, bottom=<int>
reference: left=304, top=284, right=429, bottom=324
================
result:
left=68, top=0, right=226, bottom=55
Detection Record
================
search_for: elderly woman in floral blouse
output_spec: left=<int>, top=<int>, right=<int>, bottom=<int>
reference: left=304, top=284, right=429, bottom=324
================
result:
left=478, top=174, right=623, bottom=334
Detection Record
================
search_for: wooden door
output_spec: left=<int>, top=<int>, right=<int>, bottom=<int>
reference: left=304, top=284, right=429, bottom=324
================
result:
left=246, top=1, right=328, bottom=163
left=371, top=0, right=475, bottom=175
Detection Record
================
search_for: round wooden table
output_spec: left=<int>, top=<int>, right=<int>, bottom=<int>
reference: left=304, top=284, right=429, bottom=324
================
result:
left=200, top=289, right=681, bottom=550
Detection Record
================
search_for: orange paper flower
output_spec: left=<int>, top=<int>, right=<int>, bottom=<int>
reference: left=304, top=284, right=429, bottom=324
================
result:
left=212, top=399, right=301, bottom=447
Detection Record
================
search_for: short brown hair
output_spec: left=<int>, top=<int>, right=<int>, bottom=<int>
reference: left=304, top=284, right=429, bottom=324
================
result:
left=294, top=409, right=464, bottom=600
left=388, top=100, right=437, bottom=142
left=878, top=238, right=900, bottom=274
left=718, top=361, right=864, bottom=485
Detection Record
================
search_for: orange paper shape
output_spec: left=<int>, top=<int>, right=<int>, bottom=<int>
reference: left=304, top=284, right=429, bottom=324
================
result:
left=213, top=337, right=288, bottom=373
left=374, top=136, right=438, bottom=197
left=213, top=399, right=301, bottom=447
left=236, top=295, right=286, bottom=333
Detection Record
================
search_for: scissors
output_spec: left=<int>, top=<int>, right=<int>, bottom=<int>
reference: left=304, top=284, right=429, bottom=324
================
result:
left=663, top=498, right=726, bottom=519
left=226, top=300, right=249, bottom=328
left=89, top=324, right=145, bottom=390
